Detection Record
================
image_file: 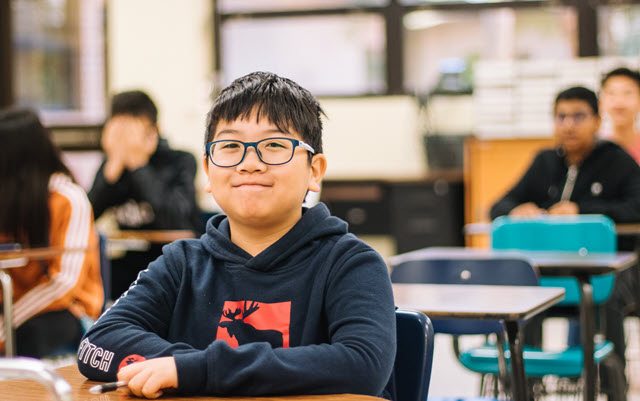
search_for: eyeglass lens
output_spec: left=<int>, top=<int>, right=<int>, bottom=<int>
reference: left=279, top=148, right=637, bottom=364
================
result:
left=210, top=138, right=297, bottom=166
left=554, top=112, right=590, bottom=124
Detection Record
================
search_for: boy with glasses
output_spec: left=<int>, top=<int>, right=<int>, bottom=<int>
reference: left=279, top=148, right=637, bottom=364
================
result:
left=78, top=72, right=396, bottom=399
left=491, top=86, right=640, bottom=220
left=490, top=86, right=640, bottom=392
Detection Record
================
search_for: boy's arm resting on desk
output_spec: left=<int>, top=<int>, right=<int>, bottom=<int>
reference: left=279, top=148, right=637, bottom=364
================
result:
left=77, top=248, right=199, bottom=382
left=78, top=239, right=396, bottom=397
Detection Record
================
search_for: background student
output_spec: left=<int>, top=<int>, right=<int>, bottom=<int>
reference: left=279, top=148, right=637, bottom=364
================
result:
left=599, top=67, right=640, bottom=164
left=490, top=86, right=640, bottom=389
left=0, top=108, right=103, bottom=358
left=78, top=72, right=396, bottom=399
left=490, top=86, right=640, bottom=222
left=88, top=90, right=203, bottom=300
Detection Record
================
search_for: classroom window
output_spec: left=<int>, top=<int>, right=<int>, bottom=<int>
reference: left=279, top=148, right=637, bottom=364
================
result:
left=398, top=0, right=553, bottom=4
left=220, top=14, right=387, bottom=96
left=12, top=0, right=105, bottom=126
left=598, top=5, right=640, bottom=57
left=218, top=0, right=389, bottom=13
left=403, top=6, right=577, bottom=94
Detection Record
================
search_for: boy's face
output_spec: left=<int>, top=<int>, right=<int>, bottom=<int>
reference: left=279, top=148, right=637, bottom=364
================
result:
left=599, top=76, right=640, bottom=128
left=553, top=99, right=600, bottom=157
left=203, top=110, right=327, bottom=231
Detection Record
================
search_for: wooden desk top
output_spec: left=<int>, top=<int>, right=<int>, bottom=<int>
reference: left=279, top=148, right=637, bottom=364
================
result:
left=0, top=247, right=90, bottom=261
left=0, top=364, right=385, bottom=401
left=392, top=283, right=565, bottom=321
left=615, top=223, right=640, bottom=236
left=108, top=230, right=196, bottom=243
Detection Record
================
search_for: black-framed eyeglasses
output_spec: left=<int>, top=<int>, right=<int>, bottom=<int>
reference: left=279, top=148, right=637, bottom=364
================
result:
left=205, top=137, right=315, bottom=168
left=554, top=112, right=593, bottom=125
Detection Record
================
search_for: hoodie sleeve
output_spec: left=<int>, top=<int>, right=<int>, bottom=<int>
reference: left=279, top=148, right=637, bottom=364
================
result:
left=88, top=161, right=129, bottom=219
left=174, top=244, right=396, bottom=397
left=77, top=250, right=198, bottom=382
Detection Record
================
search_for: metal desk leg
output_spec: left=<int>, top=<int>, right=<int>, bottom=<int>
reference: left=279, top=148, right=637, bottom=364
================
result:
left=505, top=320, right=528, bottom=401
left=578, top=275, right=595, bottom=401
left=0, top=270, right=14, bottom=357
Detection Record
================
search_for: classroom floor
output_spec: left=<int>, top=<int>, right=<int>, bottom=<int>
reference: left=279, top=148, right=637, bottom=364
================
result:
left=429, top=317, right=640, bottom=400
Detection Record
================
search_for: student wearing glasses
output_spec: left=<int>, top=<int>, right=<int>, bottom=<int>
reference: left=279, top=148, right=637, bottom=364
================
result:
left=78, top=72, right=396, bottom=399
left=490, top=86, right=640, bottom=221
left=599, top=67, right=640, bottom=164
left=0, top=108, right=103, bottom=358
left=490, top=86, right=640, bottom=390
left=88, top=90, right=203, bottom=300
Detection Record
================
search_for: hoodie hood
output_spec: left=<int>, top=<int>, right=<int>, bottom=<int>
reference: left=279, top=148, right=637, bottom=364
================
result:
left=201, top=202, right=348, bottom=272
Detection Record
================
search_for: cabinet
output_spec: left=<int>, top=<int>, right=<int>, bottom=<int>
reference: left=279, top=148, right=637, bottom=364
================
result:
left=321, top=174, right=464, bottom=254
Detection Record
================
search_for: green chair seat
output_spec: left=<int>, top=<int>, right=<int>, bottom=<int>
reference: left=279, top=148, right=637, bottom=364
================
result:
left=459, top=341, right=614, bottom=378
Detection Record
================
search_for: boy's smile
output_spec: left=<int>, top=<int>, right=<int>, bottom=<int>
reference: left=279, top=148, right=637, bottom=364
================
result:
left=203, top=110, right=326, bottom=234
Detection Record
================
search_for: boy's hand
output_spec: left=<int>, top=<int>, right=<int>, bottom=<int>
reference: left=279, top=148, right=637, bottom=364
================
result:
left=548, top=201, right=579, bottom=215
left=121, top=117, right=158, bottom=171
left=117, top=356, right=178, bottom=399
left=101, top=118, right=127, bottom=183
left=509, top=202, right=545, bottom=217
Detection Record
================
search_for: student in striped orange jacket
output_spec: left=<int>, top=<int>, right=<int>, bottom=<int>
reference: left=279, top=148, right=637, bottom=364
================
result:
left=0, top=108, right=103, bottom=358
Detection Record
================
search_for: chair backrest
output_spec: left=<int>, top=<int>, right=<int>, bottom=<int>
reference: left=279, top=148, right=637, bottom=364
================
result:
left=386, top=309, right=434, bottom=401
left=390, top=255, right=538, bottom=334
left=98, top=233, right=111, bottom=307
left=491, top=215, right=616, bottom=252
left=491, top=214, right=617, bottom=305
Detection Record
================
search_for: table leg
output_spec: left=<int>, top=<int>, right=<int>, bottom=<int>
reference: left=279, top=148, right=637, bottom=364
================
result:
left=0, top=270, right=14, bottom=357
left=505, top=320, right=528, bottom=401
left=577, top=275, right=595, bottom=401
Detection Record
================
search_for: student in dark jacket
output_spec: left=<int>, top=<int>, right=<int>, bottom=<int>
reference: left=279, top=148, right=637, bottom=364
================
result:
left=490, top=87, right=640, bottom=221
left=490, top=86, right=640, bottom=387
left=78, top=72, right=396, bottom=399
left=89, top=90, right=203, bottom=299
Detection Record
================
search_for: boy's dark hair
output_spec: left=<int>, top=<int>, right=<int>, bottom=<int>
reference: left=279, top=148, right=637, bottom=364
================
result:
left=601, top=67, right=640, bottom=91
left=0, top=107, right=71, bottom=247
left=111, top=90, right=158, bottom=124
left=554, top=86, right=599, bottom=115
left=205, top=72, right=325, bottom=156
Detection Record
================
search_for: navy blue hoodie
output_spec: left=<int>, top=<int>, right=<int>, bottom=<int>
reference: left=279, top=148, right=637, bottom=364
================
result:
left=77, top=203, right=396, bottom=397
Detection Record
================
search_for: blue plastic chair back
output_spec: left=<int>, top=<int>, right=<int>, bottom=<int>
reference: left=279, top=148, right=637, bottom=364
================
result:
left=390, top=256, right=538, bottom=334
left=386, top=309, right=434, bottom=401
left=491, top=215, right=616, bottom=305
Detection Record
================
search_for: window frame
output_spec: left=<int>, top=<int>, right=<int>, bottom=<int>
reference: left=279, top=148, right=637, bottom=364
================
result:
left=214, top=0, right=640, bottom=96
left=1, top=0, right=107, bottom=145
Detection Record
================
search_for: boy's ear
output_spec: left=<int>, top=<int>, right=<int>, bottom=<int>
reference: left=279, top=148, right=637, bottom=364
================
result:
left=308, top=154, right=327, bottom=193
left=202, top=156, right=212, bottom=193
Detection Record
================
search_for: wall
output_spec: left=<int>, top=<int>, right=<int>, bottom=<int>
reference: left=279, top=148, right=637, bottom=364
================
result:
left=107, top=0, right=215, bottom=210
left=321, top=96, right=427, bottom=180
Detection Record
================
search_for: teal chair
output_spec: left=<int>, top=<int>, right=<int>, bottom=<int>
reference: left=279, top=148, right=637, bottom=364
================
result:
left=491, top=214, right=616, bottom=306
left=458, top=214, right=626, bottom=400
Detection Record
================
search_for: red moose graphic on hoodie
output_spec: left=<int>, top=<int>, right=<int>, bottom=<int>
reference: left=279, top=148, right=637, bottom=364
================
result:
left=217, top=300, right=291, bottom=348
